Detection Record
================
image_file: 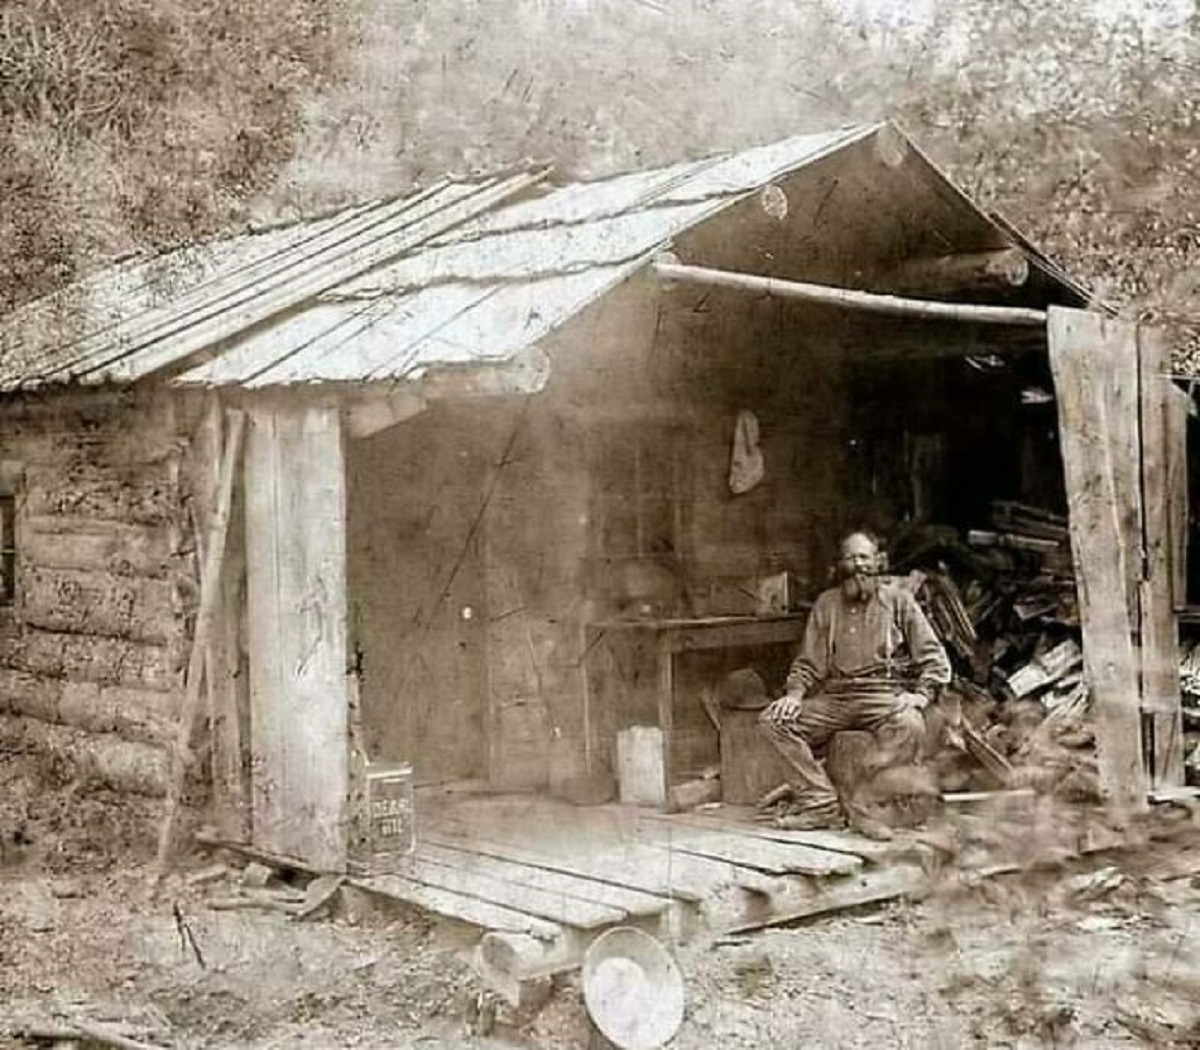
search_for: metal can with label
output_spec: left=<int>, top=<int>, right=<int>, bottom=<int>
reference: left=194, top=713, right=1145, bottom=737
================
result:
left=363, top=761, right=415, bottom=869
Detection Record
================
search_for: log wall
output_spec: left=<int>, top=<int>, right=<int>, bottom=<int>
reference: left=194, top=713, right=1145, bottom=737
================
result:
left=0, top=388, right=189, bottom=796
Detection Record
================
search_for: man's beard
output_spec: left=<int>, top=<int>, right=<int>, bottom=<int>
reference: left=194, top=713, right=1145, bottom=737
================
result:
left=840, top=571, right=878, bottom=603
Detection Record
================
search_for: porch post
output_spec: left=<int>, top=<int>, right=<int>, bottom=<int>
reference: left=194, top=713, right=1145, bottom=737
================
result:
left=1137, top=325, right=1186, bottom=789
left=1047, top=306, right=1149, bottom=814
left=244, top=400, right=350, bottom=868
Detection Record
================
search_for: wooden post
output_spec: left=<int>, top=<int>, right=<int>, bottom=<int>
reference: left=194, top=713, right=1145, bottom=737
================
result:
left=652, top=260, right=1048, bottom=327
left=244, top=402, right=350, bottom=870
left=1047, top=307, right=1148, bottom=815
left=1165, top=382, right=1191, bottom=610
left=1138, top=325, right=1185, bottom=788
left=155, top=409, right=246, bottom=873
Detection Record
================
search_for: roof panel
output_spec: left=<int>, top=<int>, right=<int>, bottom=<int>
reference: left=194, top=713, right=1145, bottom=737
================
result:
left=177, top=266, right=634, bottom=388
left=433, top=159, right=714, bottom=238
left=188, top=284, right=490, bottom=386
left=0, top=121, right=1086, bottom=392
left=652, top=126, right=877, bottom=202
left=329, top=200, right=718, bottom=299
left=0, top=203, right=384, bottom=389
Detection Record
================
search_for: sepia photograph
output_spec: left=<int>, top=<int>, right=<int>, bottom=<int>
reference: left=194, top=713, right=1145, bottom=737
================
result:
left=3, top=1, right=1200, bottom=1046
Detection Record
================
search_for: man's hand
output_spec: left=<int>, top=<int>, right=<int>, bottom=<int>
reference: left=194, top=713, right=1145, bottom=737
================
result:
left=896, top=691, right=929, bottom=713
left=767, top=694, right=803, bottom=722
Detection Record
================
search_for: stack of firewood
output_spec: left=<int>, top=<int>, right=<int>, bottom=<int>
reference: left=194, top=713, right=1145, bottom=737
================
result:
left=891, top=502, right=1098, bottom=799
left=1179, top=642, right=1200, bottom=786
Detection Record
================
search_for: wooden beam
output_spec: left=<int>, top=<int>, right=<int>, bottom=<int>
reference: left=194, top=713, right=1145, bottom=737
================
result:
left=1047, top=307, right=1148, bottom=816
left=155, top=409, right=246, bottom=873
left=1165, top=383, right=1191, bottom=609
left=883, top=248, right=1029, bottom=295
left=652, top=260, right=1048, bottom=327
left=343, top=389, right=427, bottom=440
left=1138, top=325, right=1185, bottom=788
left=212, top=431, right=250, bottom=840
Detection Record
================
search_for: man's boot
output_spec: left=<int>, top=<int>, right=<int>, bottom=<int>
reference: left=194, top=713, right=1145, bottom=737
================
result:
left=775, top=802, right=847, bottom=831
left=843, top=792, right=895, bottom=841
left=755, top=782, right=794, bottom=811
left=846, top=809, right=894, bottom=842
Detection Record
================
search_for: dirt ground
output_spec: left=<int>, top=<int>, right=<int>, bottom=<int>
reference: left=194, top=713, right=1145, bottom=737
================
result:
left=4, top=760, right=1200, bottom=1049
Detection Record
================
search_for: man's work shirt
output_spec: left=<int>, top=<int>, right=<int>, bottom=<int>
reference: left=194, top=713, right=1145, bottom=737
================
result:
left=786, top=582, right=951, bottom=701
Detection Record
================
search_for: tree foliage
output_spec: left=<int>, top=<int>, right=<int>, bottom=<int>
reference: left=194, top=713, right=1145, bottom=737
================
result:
left=0, top=0, right=351, bottom=311
left=4, top=0, right=1200, bottom=365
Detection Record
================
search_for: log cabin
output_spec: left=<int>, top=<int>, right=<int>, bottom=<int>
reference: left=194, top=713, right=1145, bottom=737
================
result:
left=0, top=121, right=1188, bottom=873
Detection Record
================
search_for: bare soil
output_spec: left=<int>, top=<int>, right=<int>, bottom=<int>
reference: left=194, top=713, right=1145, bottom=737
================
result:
left=4, top=758, right=1200, bottom=1049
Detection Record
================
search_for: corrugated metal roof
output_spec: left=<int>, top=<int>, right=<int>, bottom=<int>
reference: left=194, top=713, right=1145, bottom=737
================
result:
left=0, top=121, right=1085, bottom=392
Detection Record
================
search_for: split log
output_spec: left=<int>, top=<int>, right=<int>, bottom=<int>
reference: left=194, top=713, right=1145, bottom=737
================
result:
left=206, top=897, right=297, bottom=914
left=23, top=517, right=174, bottom=577
left=883, top=249, right=1029, bottom=295
left=0, top=669, right=177, bottom=746
left=156, top=409, right=245, bottom=872
left=967, top=530, right=1061, bottom=554
left=72, top=1021, right=168, bottom=1050
left=0, top=714, right=168, bottom=795
left=0, top=630, right=177, bottom=691
left=22, top=462, right=177, bottom=524
left=193, top=828, right=324, bottom=876
left=3, top=426, right=179, bottom=472
left=0, top=393, right=180, bottom=468
left=1006, top=639, right=1083, bottom=699
left=960, top=720, right=1015, bottom=788
left=22, top=567, right=179, bottom=645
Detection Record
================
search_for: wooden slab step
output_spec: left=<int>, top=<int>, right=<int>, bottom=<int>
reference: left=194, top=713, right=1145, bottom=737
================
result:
left=727, top=863, right=927, bottom=934
left=657, top=810, right=899, bottom=863
left=640, top=822, right=862, bottom=877
left=392, top=855, right=626, bottom=929
left=354, top=874, right=561, bottom=940
left=421, top=838, right=670, bottom=918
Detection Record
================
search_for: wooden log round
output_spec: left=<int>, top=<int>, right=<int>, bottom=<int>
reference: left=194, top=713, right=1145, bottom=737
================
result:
left=0, top=713, right=168, bottom=795
left=21, top=567, right=180, bottom=646
left=0, top=668, right=177, bottom=746
left=0, top=630, right=178, bottom=691
left=23, top=462, right=177, bottom=525
left=873, top=125, right=910, bottom=169
left=883, top=249, right=1030, bottom=295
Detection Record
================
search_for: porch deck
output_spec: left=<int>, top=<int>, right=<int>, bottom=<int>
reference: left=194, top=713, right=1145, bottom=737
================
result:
left=352, top=789, right=930, bottom=996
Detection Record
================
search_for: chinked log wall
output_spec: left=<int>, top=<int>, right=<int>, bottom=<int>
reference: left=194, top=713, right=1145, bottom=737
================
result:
left=0, top=389, right=191, bottom=796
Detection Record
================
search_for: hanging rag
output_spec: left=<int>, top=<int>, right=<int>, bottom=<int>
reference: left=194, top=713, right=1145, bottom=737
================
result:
left=729, top=409, right=765, bottom=494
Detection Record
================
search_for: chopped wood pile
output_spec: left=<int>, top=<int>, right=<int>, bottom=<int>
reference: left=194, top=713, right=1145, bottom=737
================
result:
left=891, top=501, right=1098, bottom=801
left=1179, top=643, right=1200, bottom=786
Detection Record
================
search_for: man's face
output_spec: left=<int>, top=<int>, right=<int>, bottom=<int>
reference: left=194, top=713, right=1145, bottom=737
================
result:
left=837, top=534, right=880, bottom=601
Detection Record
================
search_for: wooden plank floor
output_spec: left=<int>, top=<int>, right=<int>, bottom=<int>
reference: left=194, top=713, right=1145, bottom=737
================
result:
left=389, top=854, right=627, bottom=929
left=347, top=791, right=926, bottom=941
left=419, top=839, right=672, bottom=918
left=347, top=790, right=934, bottom=999
left=355, top=873, right=562, bottom=940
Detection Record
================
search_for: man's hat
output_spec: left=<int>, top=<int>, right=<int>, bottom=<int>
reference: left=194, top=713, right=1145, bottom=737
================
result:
left=582, top=927, right=685, bottom=1049
left=717, top=667, right=770, bottom=710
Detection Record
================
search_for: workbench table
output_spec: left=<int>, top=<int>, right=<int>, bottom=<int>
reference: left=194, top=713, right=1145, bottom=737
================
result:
left=582, top=613, right=808, bottom=803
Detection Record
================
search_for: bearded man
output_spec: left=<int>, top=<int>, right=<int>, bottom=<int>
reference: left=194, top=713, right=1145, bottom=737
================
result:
left=758, top=531, right=951, bottom=839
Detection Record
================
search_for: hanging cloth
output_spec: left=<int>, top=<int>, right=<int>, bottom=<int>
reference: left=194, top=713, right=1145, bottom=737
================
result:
left=729, top=409, right=765, bottom=494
